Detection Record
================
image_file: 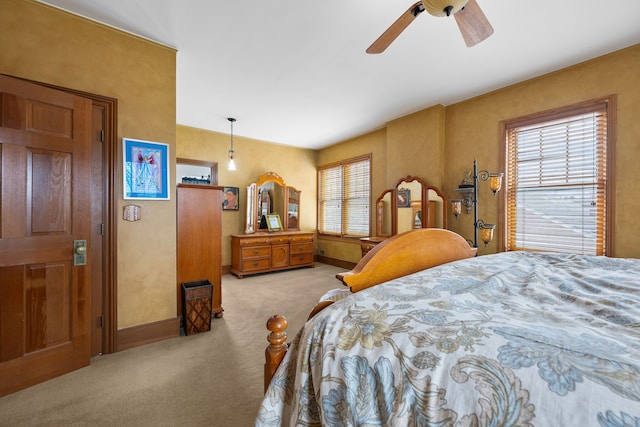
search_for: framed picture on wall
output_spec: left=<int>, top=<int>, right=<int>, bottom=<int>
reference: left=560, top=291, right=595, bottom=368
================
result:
left=397, top=188, right=410, bottom=207
left=123, top=138, right=170, bottom=200
left=222, top=186, right=240, bottom=210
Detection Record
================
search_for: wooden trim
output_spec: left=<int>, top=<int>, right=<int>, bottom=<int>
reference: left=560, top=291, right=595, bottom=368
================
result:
left=317, top=153, right=372, bottom=170
left=498, top=95, right=616, bottom=255
left=116, top=317, right=180, bottom=352
left=314, top=255, right=356, bottom=271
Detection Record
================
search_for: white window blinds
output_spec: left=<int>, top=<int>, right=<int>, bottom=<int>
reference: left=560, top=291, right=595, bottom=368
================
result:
left=318, top=156, right=371, bottom=237
left=505, top=103, right=609, bottom=255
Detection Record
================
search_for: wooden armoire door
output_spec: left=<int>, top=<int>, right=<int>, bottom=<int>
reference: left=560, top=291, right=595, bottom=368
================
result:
left=0, top=75, right=92, bottom=396
left=177, top=184, right=224, bottom=320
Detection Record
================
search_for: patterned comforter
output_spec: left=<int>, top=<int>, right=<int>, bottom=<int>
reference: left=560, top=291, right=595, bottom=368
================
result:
left=256, top=252, right=640, bottom=426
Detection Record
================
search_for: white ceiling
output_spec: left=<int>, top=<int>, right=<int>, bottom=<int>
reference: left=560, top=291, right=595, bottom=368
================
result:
left=38, top=0, right=640, bottom=149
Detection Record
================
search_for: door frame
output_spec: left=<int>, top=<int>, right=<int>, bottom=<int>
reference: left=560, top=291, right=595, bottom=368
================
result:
left=13, top=76, right=119, bottom=355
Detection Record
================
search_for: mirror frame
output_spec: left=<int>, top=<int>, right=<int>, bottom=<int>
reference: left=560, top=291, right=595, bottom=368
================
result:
left=394, top=175, right=427, bottom=234
left=286, top=186, right=301, bottom=230
left=246, top=172, right=301, bottom=234
left=426, top=186, right=448, bottom=230
left=256, top=172, right=286, bottom=232
left=375, top=189, right=396, bottom=237
left=245, top=183, right=257, bottom=233
left=373, top=176, right=448, bottom=238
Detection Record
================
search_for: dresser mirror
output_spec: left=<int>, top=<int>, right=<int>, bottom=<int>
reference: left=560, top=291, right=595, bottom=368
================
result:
left=286, top=187, right=301, bottom=230
left=374, top=176, right=447, bottom=237
left=426, top=186, right=447, bottom=229
left=376, top=190, right=394, bottom=237
left=396, top=176, right=427, bottom=234
left=245, top=172, right=300, bottom=234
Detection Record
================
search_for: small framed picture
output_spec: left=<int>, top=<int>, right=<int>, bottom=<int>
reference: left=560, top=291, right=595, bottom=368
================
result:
left=266, top=214, right=283, bottom=232
left=123, top=138, right=170, bottom=200
left=397, top=188, right=410, bottom=207
left=222, top=186, right=239, bottom=210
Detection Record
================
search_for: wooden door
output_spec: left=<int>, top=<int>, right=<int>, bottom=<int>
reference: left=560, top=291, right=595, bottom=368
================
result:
left=0, top=75, right=92, bottom=396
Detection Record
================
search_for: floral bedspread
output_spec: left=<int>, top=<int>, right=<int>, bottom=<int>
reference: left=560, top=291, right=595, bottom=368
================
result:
left=256, top=252, right=640, bottom=426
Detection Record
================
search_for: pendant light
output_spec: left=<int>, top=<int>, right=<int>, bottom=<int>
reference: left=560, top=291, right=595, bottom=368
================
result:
left=227, top=117, right=236, bottom=171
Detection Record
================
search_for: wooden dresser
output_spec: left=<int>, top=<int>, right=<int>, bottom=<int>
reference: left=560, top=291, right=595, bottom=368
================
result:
left=231, top=231, right=315, bottom=278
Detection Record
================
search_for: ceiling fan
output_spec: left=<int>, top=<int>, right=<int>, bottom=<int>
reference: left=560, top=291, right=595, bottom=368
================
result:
left=367, top=0, right=494, bottom=54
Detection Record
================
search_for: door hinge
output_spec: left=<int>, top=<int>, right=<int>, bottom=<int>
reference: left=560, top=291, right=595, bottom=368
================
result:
left=99, top=314, right=105, bottom=328
left=99, top=223, right=105, bottom=235
left=100, top=129, right=105, bottom=143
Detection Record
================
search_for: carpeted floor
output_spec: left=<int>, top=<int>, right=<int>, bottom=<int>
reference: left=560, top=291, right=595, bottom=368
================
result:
left=0, top=263, right=347, bottom=427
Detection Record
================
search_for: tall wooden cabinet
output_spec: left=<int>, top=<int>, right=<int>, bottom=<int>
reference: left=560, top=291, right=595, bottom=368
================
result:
left=177, top=184, right=224, bottom=320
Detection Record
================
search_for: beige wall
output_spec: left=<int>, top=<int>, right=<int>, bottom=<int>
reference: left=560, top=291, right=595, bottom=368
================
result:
left=315, top=105, right=447, bottom=263
left=176, top=125, right=317, bottom=266
left=316, top=44, right=640, bottom=260
left=1, top=0, right=177, bottom=329
left=444, top=45, right=640, bottom=258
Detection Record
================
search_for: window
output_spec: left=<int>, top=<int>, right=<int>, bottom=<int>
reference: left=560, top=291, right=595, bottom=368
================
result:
left=318, top=155, right=371, bottom=238
left=501, top=97, right=615, bottom=255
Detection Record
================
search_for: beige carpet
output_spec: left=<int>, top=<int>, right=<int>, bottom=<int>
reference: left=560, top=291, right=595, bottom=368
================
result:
left=0, top=263, right=347, bottom=427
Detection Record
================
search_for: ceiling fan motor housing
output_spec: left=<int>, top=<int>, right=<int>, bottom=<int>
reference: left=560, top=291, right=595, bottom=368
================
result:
left=422, top=0, right=469, bottom=16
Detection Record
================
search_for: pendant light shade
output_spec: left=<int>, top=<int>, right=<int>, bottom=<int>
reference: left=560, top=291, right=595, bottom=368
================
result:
left=227, top=117, right=236, bottom=171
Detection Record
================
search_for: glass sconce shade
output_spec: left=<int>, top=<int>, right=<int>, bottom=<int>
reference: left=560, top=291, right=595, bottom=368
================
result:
left=451, top=199, right=462, bottom=217
left=489, top=173, right=503, bottom=195
left=480, top=223, right=495, bottom=245
left=228, top=153, right=236, bottom=171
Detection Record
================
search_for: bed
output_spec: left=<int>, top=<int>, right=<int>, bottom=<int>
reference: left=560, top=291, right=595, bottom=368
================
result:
left=257, top=229, right=640, bottom=426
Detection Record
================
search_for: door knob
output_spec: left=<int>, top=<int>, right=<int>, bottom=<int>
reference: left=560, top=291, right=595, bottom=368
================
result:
left=74, top=240, right=87, bottom=266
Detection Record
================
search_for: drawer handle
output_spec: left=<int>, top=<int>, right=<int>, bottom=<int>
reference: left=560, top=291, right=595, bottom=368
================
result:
left=253, top=262, right=259, bottom=266
left=253, top=250, right=259, bottom=255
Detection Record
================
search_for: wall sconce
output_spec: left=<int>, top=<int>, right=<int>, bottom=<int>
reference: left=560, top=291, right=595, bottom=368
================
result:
left=479, top=222, right=495, bottom=246
left=227, top=117, right=236, bottom=171
left=451, top=159, right=502, bottom=248
left=489, top=173, right=503, bottom=195
left=451, top=199, right=462, bottom=217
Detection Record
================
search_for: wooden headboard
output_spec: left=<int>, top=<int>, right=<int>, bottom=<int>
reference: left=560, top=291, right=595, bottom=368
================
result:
left=336, top=228, right=477, bottom=293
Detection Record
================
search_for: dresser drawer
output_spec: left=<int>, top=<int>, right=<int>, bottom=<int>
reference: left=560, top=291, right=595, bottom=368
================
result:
left=270, top=236, right=290, bottom=244
left=241, top=246, right=270, bottom=258
left=290, top=242, right=313, bottom=255
left=242, top=258, right=271, bottom=272
left=238, top=237, right=271, bottom=246
left=290, top=234, right=313, bottom=243
left=290, top=252, right=313, bottom=266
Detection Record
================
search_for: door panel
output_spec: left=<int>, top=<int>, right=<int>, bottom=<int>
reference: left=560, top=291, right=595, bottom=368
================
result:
left=0, top=75, right=91, bottom=397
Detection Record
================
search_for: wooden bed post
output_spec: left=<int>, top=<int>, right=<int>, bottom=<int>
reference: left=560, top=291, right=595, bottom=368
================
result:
left=264, top=314, right=288, bottom=392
